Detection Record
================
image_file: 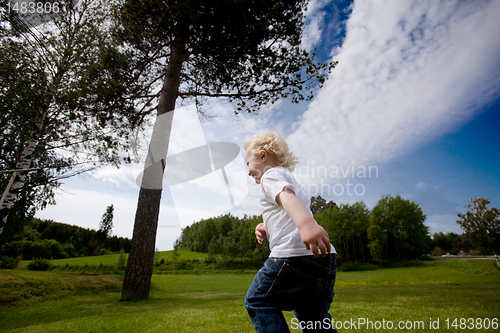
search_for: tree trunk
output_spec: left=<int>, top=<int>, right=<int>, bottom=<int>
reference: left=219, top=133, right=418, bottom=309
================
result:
left=121, top=42, right=186, bottom=301
left=0, top=115, right=44, bottom=234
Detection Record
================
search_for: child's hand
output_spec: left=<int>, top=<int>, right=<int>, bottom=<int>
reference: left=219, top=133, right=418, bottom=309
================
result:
left=255, top=223, right=266, bottom=244
left=277, top=186, right=331, bottom=257
left=299, top=223, right=331, bottom=258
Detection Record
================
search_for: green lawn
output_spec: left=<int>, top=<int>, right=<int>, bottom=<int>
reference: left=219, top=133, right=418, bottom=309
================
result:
left=1, top=259, right=499, bottom=332
left=17, top=249, right=208, bottom=268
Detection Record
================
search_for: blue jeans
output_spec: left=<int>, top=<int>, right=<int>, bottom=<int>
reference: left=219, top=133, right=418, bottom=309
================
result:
left=245, top=254, right=338, bottom=333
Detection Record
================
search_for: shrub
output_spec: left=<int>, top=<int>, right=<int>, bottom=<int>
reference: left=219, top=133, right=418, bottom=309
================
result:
left=99, top=248, right=112, bottom=255
left=27, top=258, right=53, bottom=271
left=0, top=255, right=23, bottom=269
left=117, top=248, right=127, bottom=270
left=63, top=243, right=77, bottom=257
left=338, top=261, right=379, bottom=272
left=431, top=246, right=445, bottom=257
left=468, top=249, right=481, bottom=256
left=0, top=242, right=22, bottom=257
left=1, top=240, right=67, bottom=259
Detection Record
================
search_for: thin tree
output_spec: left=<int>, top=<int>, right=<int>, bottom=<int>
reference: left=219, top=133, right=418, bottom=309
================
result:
left=93, top=204, right=114, bottom=255
left=115, top=0, right=336, bottom=300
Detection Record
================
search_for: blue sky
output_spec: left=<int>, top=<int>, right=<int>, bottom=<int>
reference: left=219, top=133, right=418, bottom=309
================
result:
left=36, top=0, right=500, bottom=250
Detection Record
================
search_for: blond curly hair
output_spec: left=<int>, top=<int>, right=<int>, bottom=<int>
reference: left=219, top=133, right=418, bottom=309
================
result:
left=243, top=131, right=299, bottom=171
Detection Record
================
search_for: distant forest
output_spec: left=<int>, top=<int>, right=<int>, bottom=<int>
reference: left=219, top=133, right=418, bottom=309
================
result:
left=0, top=218, right=131, bottom=260
left=178, top=214, right=269, bottom=263
left=178, top=194, right=479, bottom=265
left=0, top=195, right=479, bottom=264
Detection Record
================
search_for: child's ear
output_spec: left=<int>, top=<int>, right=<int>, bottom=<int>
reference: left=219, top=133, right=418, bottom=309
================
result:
left=259, top=150, right=268, bottom=161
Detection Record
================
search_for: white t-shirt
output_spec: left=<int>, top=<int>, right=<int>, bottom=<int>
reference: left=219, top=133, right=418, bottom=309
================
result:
left=260, top=166, right=336, bottom=258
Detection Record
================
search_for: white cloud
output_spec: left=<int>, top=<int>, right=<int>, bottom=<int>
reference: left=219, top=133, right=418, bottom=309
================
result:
left=200, top=98, right=277, bottom=144
left=302, top=0, right=349, bottom=51
left=36, top=180, right=183, bottom=251
left=404, top=181, right=458, bottom=215
left=302, top=4, right=327, bottom=50
left=289, top=0, right=500, bottom=176
left=425, top=213, right=463, bottom=235
left=168, top=105, right=207, bottom=155
left=36, top=186, right=138, bottom=239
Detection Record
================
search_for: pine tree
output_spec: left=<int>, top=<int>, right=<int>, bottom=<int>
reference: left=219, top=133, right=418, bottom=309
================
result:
left=116, top=0, right=336, bottom=300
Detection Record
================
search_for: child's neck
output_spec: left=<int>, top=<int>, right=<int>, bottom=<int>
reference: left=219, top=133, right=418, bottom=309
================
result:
left=262, top=154, right=280, bottom=173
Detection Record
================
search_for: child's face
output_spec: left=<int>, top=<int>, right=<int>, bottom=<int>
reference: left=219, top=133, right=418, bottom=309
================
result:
left=245, top=148, right=268, bottom=184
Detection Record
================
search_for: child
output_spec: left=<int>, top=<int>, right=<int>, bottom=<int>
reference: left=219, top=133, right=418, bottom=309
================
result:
left=243, top=131, right=338, bottom=333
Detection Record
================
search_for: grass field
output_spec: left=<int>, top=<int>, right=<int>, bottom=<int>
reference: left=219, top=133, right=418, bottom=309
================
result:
left=1, top=259, right=499, bottom=332
left=16, top=249, right=208, bottom=269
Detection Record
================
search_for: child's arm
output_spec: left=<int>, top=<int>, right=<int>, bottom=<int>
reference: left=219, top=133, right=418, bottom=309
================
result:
left=277, top=186, right=331, bottom=257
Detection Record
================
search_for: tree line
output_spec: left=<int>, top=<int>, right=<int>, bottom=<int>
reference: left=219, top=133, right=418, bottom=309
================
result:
left=430, top=231, right=472, bottom=256
left=0, top=218, right=131, bottom=260
left=178, top=194, right=498, bottom=265
left=178, top=214, right=269, bottom=263
left=178, top=194, right=430, bottom=265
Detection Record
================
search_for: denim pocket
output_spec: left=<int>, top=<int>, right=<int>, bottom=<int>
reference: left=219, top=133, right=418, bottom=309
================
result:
left=269, top=261, right=323, bottom=304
